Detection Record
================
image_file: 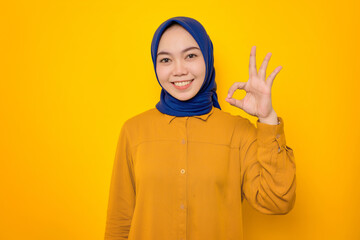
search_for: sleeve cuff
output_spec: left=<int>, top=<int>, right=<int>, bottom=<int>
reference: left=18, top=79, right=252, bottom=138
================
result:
left=256, top=116, right=286, bottom=151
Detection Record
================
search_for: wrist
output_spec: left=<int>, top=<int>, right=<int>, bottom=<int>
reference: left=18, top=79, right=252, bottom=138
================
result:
left=258, top=110, right=278, bottom=125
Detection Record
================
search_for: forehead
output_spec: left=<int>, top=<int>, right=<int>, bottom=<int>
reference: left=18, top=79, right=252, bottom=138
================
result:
left=157, top=24, right=199, bottom=50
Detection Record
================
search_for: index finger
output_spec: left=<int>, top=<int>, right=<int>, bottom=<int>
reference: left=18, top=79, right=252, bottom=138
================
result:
left=227, top=82, right=246, bottom=98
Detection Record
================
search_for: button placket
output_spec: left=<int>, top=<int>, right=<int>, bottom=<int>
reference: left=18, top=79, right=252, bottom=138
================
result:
left=276, top=135, right=281, bottom=152
left=275, top=131, right=285, bottom=153
left=178, top=117, right=188, bottom=240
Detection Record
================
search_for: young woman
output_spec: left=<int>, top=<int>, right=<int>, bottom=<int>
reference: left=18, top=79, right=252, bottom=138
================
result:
left=105, top=16, right=296, bottom=240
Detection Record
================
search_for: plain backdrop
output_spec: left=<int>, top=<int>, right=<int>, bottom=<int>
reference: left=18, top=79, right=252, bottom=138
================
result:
left=1, top=0, right=359, bottom=239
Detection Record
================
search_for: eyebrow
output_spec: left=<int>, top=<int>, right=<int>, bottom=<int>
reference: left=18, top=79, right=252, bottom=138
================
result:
left=157, top=46, right=200, bottom=57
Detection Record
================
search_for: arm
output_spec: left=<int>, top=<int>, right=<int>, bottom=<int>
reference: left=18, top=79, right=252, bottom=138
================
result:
left=240, top=116, right=296, bottom=214
left=226, top=46, right=296, bottom=214
left=104, top=122, right=136, bottom=239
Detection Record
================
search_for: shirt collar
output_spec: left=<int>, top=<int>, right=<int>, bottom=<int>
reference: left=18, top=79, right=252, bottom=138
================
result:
left=163, top=106, right=215, bottom=124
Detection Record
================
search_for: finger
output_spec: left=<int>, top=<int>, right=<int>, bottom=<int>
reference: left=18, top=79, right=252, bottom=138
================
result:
left=249, top=46, right=257, bottom=78
left=259, top=52, right=272, bottom=80
left=266, top=66, right=282, bottom=87
left=226, top=97, right=245, bottom=110
left=227, top=82, right=246, bottom=98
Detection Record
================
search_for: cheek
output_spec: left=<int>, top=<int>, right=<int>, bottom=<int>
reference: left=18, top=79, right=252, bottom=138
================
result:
left=156, top=67, right=168, bottom=82
left=191, top=62, right=206, bottom=78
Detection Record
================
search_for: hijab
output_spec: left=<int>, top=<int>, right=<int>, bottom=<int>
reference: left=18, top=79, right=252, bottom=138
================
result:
left=151, top=16, right=221, bottom=117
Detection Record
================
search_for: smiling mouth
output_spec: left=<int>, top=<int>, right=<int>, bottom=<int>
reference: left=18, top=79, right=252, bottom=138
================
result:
left=172, top=79, right=194, bottom=87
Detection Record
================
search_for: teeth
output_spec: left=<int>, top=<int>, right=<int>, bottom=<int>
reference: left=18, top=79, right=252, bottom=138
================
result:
left=174, top=80, right=192, bottom=86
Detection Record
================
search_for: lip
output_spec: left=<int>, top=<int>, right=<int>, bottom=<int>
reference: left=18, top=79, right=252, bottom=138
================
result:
left=171, top=79, right=194, bottom=90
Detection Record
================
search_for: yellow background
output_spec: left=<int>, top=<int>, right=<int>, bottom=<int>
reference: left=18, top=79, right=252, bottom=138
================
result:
left=1, top=0, right=359, bottom=239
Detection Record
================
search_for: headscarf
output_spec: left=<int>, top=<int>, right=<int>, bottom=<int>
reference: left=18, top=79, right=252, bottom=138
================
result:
left=151, top=16, right=221, bottom=117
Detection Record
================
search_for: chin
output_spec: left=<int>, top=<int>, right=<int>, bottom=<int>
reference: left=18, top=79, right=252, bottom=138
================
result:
left=174, top=94, right=195, bottom=101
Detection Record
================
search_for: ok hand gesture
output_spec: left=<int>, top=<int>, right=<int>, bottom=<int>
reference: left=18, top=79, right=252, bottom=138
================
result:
left=225, top=46, right=282, bottom=124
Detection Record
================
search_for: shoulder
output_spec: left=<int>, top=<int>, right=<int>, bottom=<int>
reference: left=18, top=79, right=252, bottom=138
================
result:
left=120, top=108, right=169, bottom=144
left=122, top=108, right=161, bottom=130
left=124, top=108, right=160, bottom=124
left=210, top=108, right=257, bottom=146
left=212, top=107, right=255, bottom=130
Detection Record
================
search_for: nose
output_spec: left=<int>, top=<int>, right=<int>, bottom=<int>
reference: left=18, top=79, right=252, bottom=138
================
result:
left=173, top=60, right=188, bottom=76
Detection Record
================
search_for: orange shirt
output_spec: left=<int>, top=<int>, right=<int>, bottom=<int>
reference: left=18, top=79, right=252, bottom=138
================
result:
left=104, top=106, right=296, bottom=240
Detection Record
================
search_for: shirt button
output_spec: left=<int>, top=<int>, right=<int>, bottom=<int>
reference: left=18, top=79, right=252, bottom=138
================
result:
left=180, top=204, right=185, bottom=209
left=278, top=147, right=281, bottom=152
left=181, top=139, right=186, bottom=144
left=276, top=134, right=280, bottom=139
left=180, top=169, right=186, bottom=174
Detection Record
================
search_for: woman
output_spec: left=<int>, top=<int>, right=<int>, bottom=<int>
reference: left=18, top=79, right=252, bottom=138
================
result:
left=105, top=16, right=296, bottom=240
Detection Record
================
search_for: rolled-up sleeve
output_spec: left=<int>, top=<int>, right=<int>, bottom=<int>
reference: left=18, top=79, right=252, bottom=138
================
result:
left=240, top=117, right=296, bottom=215
left=105, top=122, right=136, bottom=239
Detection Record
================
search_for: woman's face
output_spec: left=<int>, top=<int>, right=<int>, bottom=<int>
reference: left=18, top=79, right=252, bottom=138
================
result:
left=156, top=24, right=206, bottom=101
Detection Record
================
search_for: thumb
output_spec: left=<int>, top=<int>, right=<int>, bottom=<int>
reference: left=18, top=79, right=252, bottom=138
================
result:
left=227, top=82, right=247, bottom=98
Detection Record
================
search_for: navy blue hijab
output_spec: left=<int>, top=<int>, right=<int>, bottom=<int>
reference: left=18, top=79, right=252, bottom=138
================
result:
left=151, top=16, right=221, bottom=117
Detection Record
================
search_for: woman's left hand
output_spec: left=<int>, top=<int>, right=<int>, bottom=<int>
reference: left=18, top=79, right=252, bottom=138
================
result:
left=225, top=46, right=282, bottom=123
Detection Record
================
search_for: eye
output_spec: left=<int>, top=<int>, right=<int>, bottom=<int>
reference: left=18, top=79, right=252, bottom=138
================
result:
left=159, top=58, right=170, bottom=63
left=187, top=53, right=197, bottom=59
